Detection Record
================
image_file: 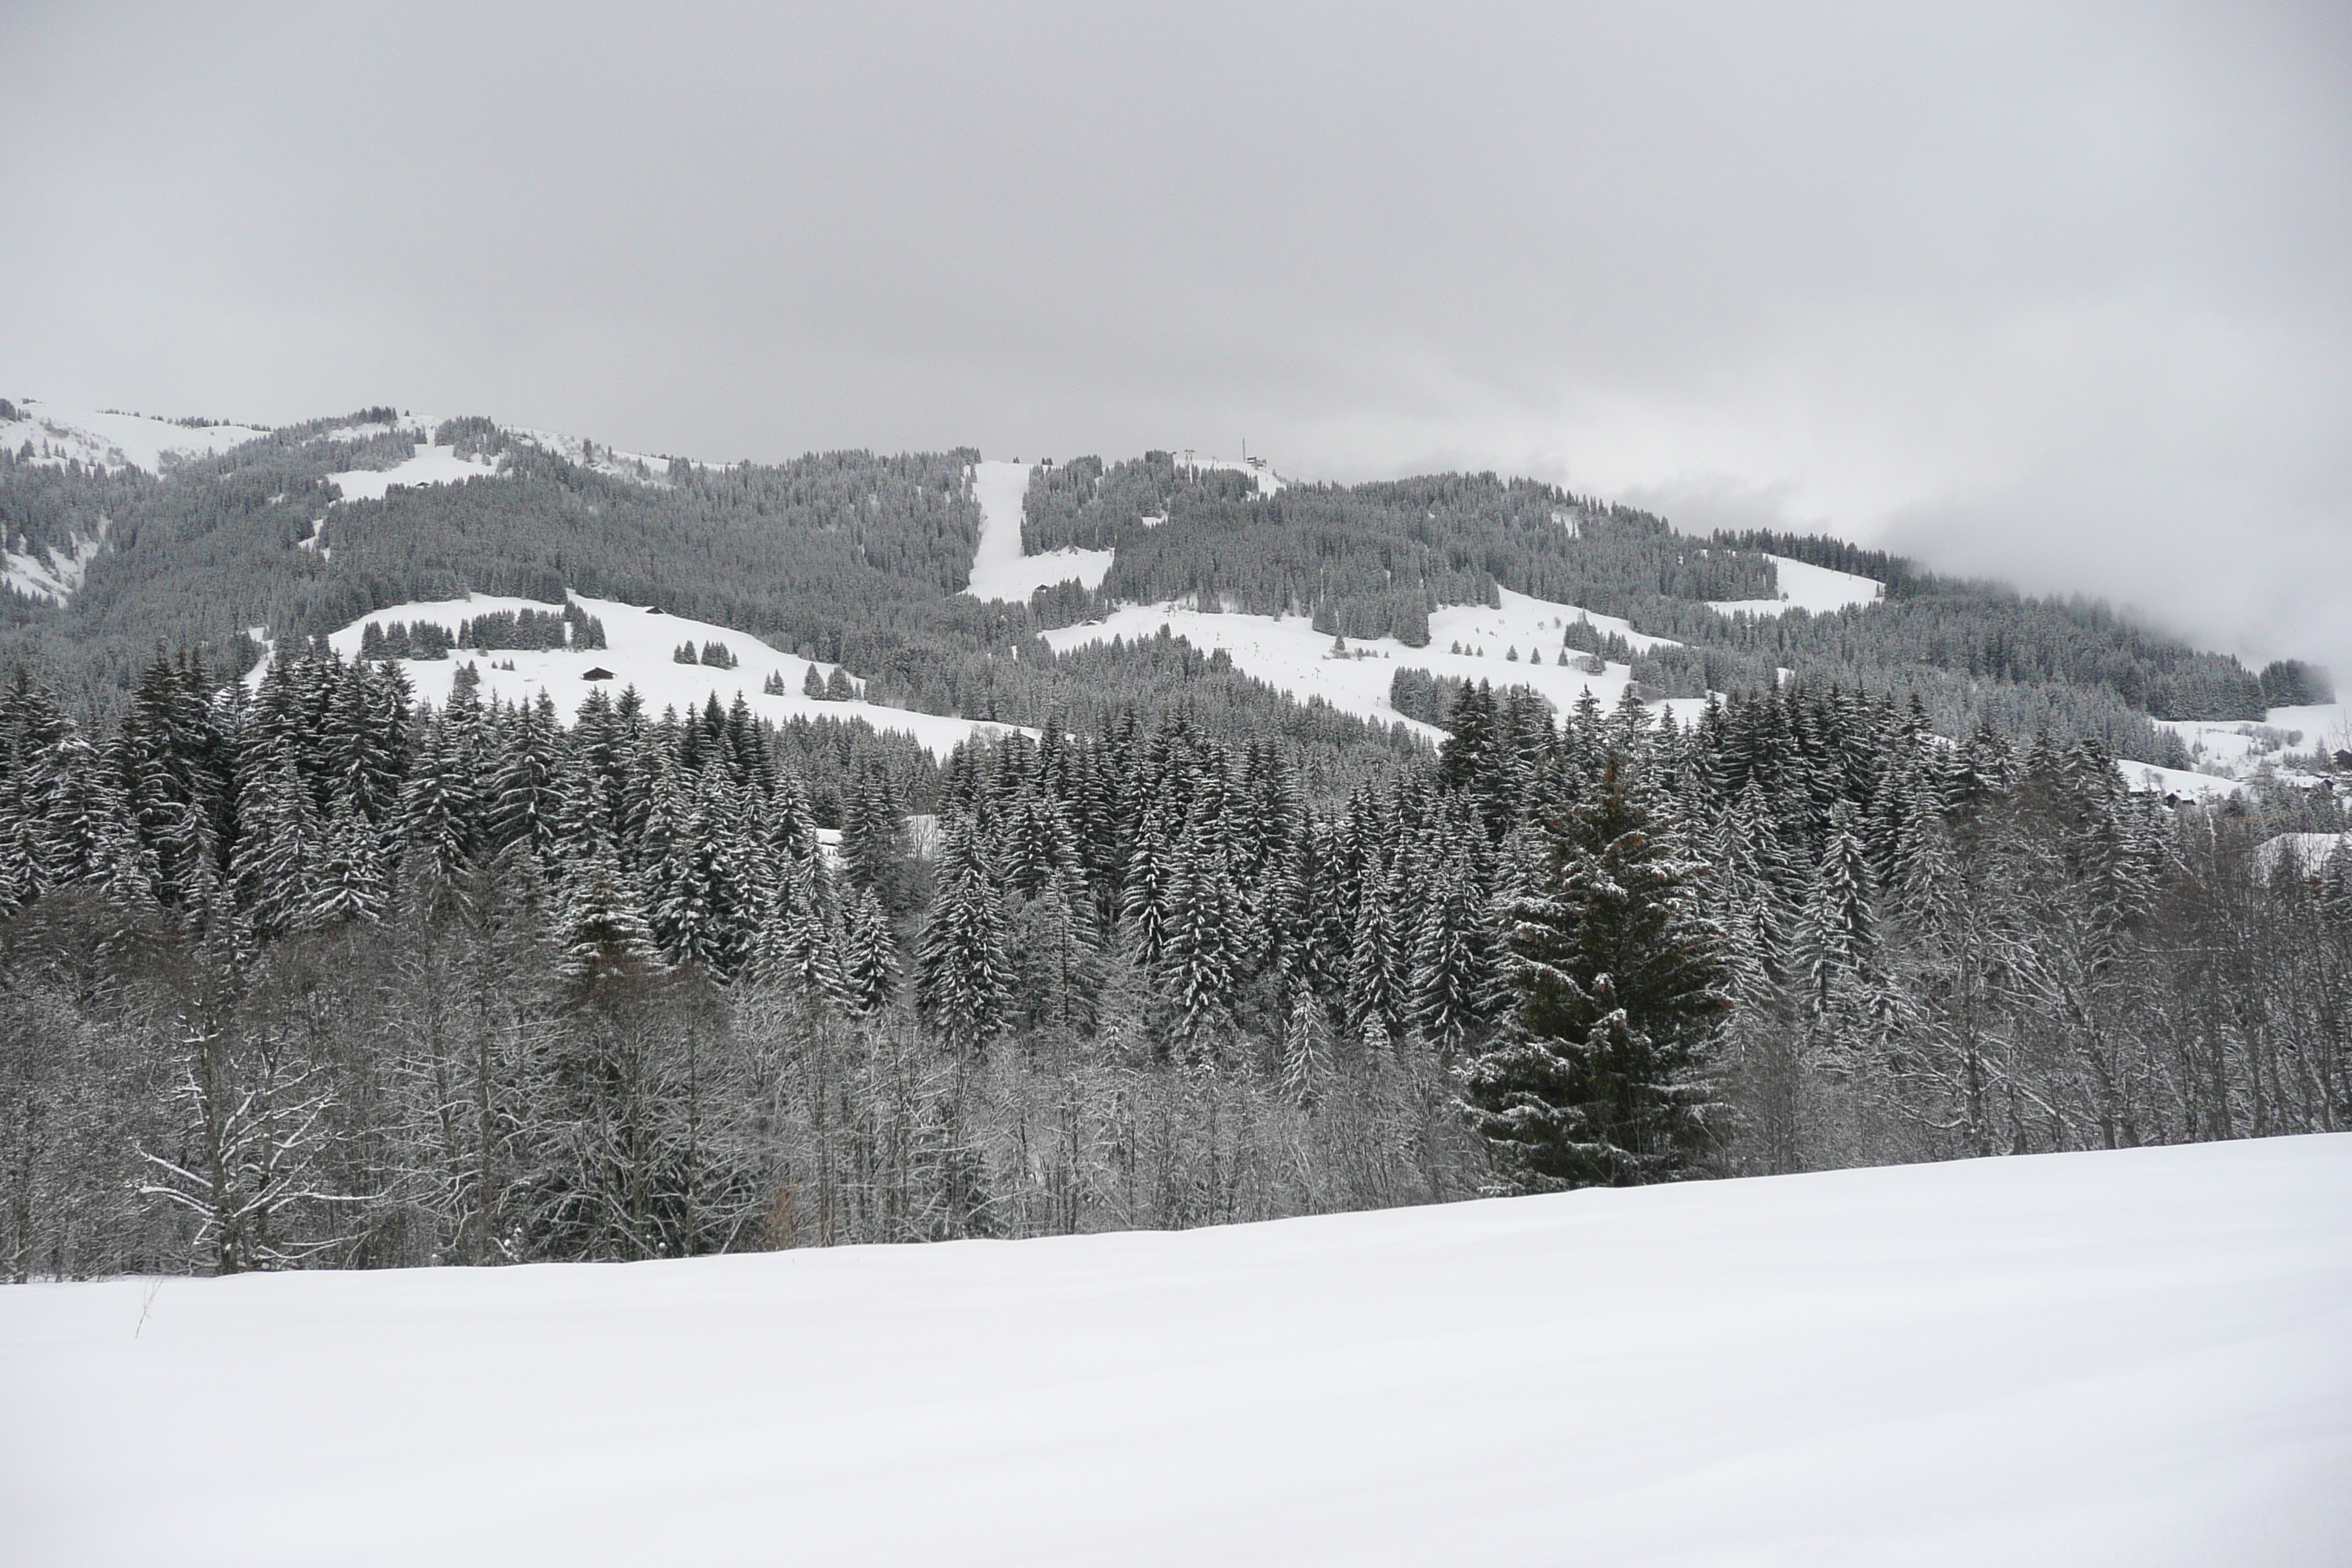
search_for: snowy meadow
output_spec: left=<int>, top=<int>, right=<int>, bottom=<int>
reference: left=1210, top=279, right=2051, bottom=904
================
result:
left=5, top=1134, right=2347, bottom=1567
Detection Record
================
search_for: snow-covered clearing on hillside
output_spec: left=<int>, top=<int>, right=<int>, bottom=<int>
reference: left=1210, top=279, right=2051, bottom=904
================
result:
left=1045, top=587, right=1708, bottom=739
left=1710, top=553, right=1885, bottom=617
left=0, top=399, right=270, bottom=472
left=3, top=524, right=105, bottom=605
left=2141, top=704, right=2346, bottom=793
left=4, top=1136, right=2345, bottom=1568
left=2269, top=701, right=2352, bottom=752
left=503, top=426, right=677, bottom=484
left=328, top=442, right=501, bottom=502
left=962, top=459, right=1115, bottom=602
left=2119, top=758, right=2253, bottom=802
left=276, top=594, right=1031, bottom=757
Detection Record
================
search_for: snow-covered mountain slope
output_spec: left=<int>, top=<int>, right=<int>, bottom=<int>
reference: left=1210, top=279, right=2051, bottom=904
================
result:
left=1710, top=552, right=1885, bottom=617
left=273, top=594, right=1033, bottom=757
left=501, top=425, right=679, bottom=484
left=0, top=398, right=270, bottom=472
left=1044, top=587, right=1711, bottom=738
left=962, top=459, right=1114, bottom=602
left=5, top=1135, right=2345, bottom=1568
left=3, top=524, right=107, bottom=605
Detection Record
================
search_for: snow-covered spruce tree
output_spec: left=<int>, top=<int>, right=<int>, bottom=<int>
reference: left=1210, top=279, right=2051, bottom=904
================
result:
left=557, top=845, right=660, bottom=988
left=1156, top=829, right=1239, bottom=1060
left=232, top=758, right=323, bottom=938
left=748, top=851, right=843, bottom=1003
left=837, top=883, right=900, bottom=1017
left=398, top=720, right=480, bottom=889
left=914, top=810, right=1012, bottom=1053
left=487, top=694, right=565, bottom=864
left=1409, top=851, right=1494, bottom=1060
left=1459, top=753, right=1730, bottom=1189
left=838, top=764, right=910, bottom=911
left=1278, top=985, right=1333, bottom=1109
left=305, top=792, right=390, bottom=927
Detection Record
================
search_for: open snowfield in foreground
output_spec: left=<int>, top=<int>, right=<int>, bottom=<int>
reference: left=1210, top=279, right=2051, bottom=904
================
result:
left=5, top=1137, right=2346, bottom=1567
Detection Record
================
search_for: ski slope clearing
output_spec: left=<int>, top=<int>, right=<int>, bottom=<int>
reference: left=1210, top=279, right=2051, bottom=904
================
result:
left=962, top=459, right=1115, bottom=602
left=1044, top=587, right=1708, bottom=739
left=327, top=442, right=501, bottom=502
left=1711, top=553, right=1885, bottom=617
left=0, top=399, right=269, bottom=472
left=4, top=1137, right=2345, bottom=1568
left=281, top=595, right=1031, bottom=757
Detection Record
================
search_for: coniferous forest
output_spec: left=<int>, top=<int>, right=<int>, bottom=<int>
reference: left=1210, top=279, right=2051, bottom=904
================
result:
left=3, top=640, right=2344, bottom=1279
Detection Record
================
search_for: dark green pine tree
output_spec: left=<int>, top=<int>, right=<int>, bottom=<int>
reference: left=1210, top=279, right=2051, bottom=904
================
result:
left=914, top=811, right=1012, bottom=1052
left=1460, top=753, right=1730, bottom=1189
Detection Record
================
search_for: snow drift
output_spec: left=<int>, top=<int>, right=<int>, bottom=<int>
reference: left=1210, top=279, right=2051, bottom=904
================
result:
left=4, top=1135, right=2345, bottom=1567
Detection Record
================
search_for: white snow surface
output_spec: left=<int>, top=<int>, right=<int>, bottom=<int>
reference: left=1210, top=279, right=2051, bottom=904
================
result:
left=279, top=594, right=1031, bottom=757
left=0, top=398, right=270, bottom=472
left=327, top=442, right=502, bottom=502
left=1045, top=587, right=1708, bottom=740
left=1711, top=553, right=1885, bottom=617
left=962, top=459, right=1115, bottom=603
left=4, top=1136, right=2347, bottom=1568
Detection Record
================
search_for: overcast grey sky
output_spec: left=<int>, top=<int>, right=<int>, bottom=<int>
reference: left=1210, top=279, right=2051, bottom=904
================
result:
left=5, top=2, right=2347, bottom=675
